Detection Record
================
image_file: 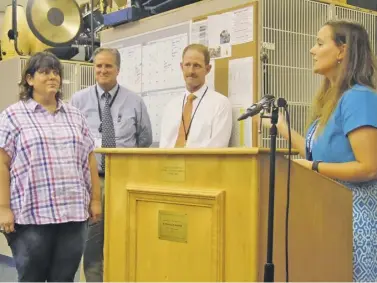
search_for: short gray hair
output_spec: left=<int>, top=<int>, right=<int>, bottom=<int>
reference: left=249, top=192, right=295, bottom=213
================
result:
left=93, top=47, right=121, bottom=69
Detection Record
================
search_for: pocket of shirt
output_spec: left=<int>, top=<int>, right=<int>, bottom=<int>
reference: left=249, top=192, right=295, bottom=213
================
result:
left=114, top=115, right=137, bottom=140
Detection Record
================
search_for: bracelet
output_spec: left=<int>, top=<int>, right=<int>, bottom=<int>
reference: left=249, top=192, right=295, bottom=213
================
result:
left=312, top=160, right=322, bottom=172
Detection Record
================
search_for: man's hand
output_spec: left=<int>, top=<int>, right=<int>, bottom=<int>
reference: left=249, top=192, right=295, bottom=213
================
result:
left=0, top=206, right=15, bottom=234
left=89, top=200, right=102, bottom=223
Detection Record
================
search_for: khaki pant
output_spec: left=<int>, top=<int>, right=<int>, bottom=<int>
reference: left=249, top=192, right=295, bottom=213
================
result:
left=83, top=177, right=105, bottom=282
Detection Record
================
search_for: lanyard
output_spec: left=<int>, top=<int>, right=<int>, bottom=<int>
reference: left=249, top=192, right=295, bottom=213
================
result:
left=306, top=119, right=319, bottom=161
left=95, top=85, right=120, bottom=133
left=181, top=87, right=208, bottom=142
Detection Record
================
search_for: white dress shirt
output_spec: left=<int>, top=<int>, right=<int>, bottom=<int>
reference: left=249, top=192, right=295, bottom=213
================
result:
left=159, top=84, right=233, bottom=148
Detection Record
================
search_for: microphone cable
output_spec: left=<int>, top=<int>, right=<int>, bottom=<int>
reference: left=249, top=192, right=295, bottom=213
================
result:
left=283, top=104, right=292, bottom=283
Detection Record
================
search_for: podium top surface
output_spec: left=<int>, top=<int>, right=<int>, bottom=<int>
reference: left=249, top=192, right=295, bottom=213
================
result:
left=95, top=147, right=297, bottom=155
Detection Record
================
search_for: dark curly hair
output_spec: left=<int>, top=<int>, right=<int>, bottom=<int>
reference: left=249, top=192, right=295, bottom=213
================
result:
left=19, top=52, right=63, bottom=101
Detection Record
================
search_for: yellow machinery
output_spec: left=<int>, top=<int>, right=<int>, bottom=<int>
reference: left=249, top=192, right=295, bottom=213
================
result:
left=0, top=0, right=94, bottom=60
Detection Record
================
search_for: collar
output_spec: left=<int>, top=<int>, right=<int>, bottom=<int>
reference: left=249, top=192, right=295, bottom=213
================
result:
left=25, top=99, right=66, bottom=113
left=185, top=84, right=208, bottom=101
left=96, top=83, right=119, bottom=99
left=351, top=84, right=372, bottom=92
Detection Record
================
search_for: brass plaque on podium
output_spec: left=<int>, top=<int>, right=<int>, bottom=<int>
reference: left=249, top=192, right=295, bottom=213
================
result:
left=158, top=210, right=188, bottom=243
left=161, top=158, right=185, bottom=182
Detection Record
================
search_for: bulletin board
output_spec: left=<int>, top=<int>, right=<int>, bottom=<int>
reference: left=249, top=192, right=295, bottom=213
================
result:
left=191, top=1, right=259, bottom=147
left=102, top=23, right=191, bottom=145
left=103, top=1, right=259, bottom=147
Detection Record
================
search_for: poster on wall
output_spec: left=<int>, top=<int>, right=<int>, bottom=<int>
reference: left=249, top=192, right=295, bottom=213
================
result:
left=207, top=13, right=232, bottom=59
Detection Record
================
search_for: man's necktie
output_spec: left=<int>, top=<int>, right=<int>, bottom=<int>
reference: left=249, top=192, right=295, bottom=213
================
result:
left=175, top=93, right=197, bottom=147
left=101, top=93, right=116, bottom=173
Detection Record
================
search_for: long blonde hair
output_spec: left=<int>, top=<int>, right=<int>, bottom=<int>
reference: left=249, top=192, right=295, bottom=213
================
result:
left=310, top=20, right=377, bottom=132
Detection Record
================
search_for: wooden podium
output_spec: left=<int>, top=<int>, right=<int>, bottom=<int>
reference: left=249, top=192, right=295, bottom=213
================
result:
left=98, top=148, right=353, bottom=282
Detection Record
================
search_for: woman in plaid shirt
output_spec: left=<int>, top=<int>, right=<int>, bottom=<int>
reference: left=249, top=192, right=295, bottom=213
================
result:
left=0, top=52, right=102, bottom=282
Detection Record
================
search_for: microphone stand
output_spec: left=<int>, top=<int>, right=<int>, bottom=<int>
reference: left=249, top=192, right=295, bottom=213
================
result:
left=262, top=103, right=278, bottom=282
left=262, top=98, right=287, bottom=282
left=260, top=52, right=287, bottom=282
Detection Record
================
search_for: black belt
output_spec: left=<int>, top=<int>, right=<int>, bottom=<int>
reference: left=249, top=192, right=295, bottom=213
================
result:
left=98, top=172, right=105, bottom=178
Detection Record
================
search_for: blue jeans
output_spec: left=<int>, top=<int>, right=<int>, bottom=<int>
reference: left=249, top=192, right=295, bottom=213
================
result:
left=4, top=221, right=88, bottom=282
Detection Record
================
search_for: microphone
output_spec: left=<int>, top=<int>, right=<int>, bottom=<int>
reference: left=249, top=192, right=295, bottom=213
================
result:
left=238, top=94, right=275, bottom=121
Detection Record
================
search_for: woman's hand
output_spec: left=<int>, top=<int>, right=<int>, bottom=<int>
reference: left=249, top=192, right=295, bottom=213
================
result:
left=0, top=206, right=15, bottom=233
left=260, top=112, right=286, bottom=132
left=294, top=159, right=313, bottom=170
left=259, top=112, right=307, bottom=158
left=89, top=200, right=102, bottom=224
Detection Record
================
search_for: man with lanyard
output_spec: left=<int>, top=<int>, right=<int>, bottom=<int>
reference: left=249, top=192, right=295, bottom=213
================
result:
left=70, top=47, right=152, bottom=281
left=159, top=43, right=232, bottom=148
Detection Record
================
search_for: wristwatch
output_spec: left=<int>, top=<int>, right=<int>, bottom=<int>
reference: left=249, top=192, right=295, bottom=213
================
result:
left=312, top=160, right=322, bottom=172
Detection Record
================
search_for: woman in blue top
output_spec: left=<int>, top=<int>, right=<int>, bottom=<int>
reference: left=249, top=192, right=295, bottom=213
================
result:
left=273, top=20, right=377, bottom=281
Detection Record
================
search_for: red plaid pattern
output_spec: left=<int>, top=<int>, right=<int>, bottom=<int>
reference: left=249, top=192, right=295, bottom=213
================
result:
left=0, top=99, right=95, bottom=224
